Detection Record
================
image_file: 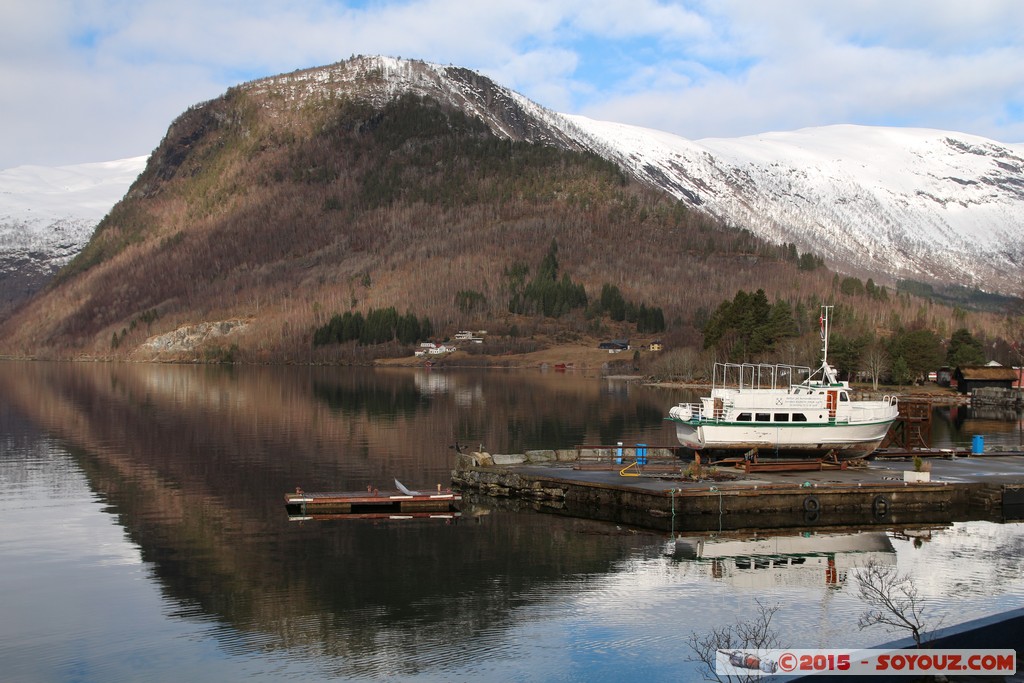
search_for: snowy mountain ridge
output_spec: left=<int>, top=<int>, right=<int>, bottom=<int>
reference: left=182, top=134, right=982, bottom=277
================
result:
left=242, top=56, right=1024, bottom=295
left=564, top=116, right=1024, bottom=292
left=2, top=56, right=1022, bottom=312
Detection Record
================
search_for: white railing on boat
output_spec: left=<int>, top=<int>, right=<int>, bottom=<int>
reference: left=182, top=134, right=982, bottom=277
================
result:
left=672, top=403, right=702, bottom=421
left=713, top=362, right=813, bottom=392
left=846, top=395, right=899, bottom=422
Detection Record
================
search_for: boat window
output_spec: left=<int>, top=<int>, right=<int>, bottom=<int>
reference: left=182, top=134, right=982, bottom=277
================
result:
left=840, top=392, right=850, bottom=402
left=755, top=413, right=770, bottom=422
left=736, top=413, right=752, bottom=422
left=774, top=413, right=789, bottom=422
left=792, top=413, right=808, bottom=422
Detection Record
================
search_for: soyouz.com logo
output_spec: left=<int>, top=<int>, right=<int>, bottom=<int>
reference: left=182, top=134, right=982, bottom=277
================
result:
left=716, top=648, right=1015, bottom=677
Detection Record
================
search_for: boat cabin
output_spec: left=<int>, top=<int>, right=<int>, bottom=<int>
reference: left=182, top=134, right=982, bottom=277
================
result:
left=702, top=362, right=858, bottom=425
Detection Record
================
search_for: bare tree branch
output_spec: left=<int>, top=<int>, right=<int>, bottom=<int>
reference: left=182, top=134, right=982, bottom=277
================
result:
left=686, top=599, right=784, bottom=682
left=855, top=559, right=932, bottom=647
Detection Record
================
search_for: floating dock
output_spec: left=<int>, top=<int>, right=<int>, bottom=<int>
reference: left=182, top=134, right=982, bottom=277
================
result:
left=451, top=447, right=1024, bottom=533
left=284, top=489, right=462, bottom=520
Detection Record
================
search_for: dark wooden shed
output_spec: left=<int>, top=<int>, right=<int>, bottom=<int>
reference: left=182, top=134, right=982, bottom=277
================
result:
left=953, top=365, right=1018, bottom=394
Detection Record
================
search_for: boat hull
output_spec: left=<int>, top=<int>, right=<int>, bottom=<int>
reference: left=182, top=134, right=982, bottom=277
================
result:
left=672, top=419, right=895, bottom=459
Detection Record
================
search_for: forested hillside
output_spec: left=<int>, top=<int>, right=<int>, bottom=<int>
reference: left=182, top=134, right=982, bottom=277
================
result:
left=0, top=57, right=1017, bottom=367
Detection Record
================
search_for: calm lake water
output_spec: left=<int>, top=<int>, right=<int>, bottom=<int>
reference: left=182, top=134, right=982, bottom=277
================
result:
left=1, top=361, right=1022, bottom=682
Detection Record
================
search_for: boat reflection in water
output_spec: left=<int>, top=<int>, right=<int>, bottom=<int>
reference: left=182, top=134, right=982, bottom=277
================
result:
left=670, top=530, right=898, bottom=588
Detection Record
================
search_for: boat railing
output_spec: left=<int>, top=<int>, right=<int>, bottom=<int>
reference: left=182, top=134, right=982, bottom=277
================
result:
left=672, top=402, right=704, bottom=421
left=843, top=395, right=900, bottom=422
left=674, top=397, right=737, bottom=422
left=713, top=362, right=812, bottom=392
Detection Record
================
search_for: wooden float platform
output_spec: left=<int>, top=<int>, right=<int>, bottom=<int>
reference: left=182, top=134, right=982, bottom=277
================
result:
left=287, top=510, right=461, bottom=522
left=284, top=490, right=462, bottom=516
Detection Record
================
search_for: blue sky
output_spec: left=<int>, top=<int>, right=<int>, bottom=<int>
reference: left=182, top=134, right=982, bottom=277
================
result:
left=2, top=0, right=1023, bottom=168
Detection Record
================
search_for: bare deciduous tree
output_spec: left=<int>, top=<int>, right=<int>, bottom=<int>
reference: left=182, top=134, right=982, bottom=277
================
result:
left=855, top=559, right=934, bottom=648
left=862, top=341, right=889, bottom=390
left=686, top=599, right=784, bottom=682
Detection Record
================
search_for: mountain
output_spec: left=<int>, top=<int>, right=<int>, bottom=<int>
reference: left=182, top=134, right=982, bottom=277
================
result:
left=563, top=118, right=1024, bottom=295
left=0, top=56, right=1019, bottom=360
left=240, top=57, right=1024, bottom=296
left=0, top=157, right=147, bottom=316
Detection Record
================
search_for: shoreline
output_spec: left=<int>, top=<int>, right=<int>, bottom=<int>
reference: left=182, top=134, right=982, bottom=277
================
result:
left=375, top=342, right=973, bottom=402
left=0, top=344, right=997, bottom=404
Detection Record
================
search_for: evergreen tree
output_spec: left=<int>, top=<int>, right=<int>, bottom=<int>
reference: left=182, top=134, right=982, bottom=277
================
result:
left=702, top=290, right=798, bottom=360
left=343, top=311, right=364, bottom=342
left=890, top=356, right=912, bottom=385
left=889, top=328, right=944, bottom=383
left=601, top=283, right=628, bottom=321
left=830, top=333, right=870, bottom=380
left=765, top=299, right=798, bottom=340
left=506, top=240, right=587, bottom=318
left=840, top=277, right=865, bottom=296
left=946, top=327, right=985, bottom=367
left=396, top=312, right=421, bottom=345
left=504, top=262, right=529, bottom=314
left=538, top=238, right=559, bottom=280
left=420, top=315, right=433, bottom=341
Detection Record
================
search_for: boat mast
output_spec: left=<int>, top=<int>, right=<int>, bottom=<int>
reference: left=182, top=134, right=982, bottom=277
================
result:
left=819, top=305, right=838, bottom=385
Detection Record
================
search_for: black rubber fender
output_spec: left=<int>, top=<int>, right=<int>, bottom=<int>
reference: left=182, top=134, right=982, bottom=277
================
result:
left=803, top=508, right=820, bottom=524
left=803, top=495, right=820, bottom=512
left=872, top=495, right=889, bottom=518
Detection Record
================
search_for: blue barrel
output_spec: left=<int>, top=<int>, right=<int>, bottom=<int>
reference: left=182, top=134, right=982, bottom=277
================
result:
left=616, top=442, right=623, bottom=464
left=636, top=443, right=648, bottom=465
left=972, top=435, right=984, bottom=455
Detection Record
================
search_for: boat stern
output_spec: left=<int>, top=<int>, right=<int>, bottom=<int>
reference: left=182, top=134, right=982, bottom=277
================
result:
left=668, top=404, right=704, bottom=449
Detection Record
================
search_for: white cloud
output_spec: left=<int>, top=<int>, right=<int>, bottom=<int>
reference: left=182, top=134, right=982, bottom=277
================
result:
left=1, top=0, right=1022, bottom=168
left=578, top=1, right=1024, bottom=141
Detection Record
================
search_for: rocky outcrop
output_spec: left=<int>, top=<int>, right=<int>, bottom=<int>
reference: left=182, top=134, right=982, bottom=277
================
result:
left=133, top=319, right=249, bottom=360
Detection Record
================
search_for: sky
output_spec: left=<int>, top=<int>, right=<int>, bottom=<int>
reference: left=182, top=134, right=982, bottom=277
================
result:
left=2, top=0, right=1024, bottom=170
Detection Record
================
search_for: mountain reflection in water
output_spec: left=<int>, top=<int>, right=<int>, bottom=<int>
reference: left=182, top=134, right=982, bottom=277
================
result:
left=0, top=361, right=1022, bottom=682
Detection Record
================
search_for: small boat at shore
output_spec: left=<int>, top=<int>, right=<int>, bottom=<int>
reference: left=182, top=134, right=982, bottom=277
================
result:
left=666, top=306, right=899, bottom=460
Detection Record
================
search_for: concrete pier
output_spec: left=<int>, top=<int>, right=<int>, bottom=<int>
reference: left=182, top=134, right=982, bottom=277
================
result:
left=452, top=449, right=1024, bottom=533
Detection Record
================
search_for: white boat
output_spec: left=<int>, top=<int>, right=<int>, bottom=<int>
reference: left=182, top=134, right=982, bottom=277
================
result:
left=667, top=306, right=898, bottom=460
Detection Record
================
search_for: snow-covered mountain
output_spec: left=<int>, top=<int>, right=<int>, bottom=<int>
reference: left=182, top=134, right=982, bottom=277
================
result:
left=563, top=117, right=1024, bottom=294
left=3, top=56, right=1022, bottom=317
left=0, top=157, right=146, bottom=315
left=253, top=57, right=1024, bottom=294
